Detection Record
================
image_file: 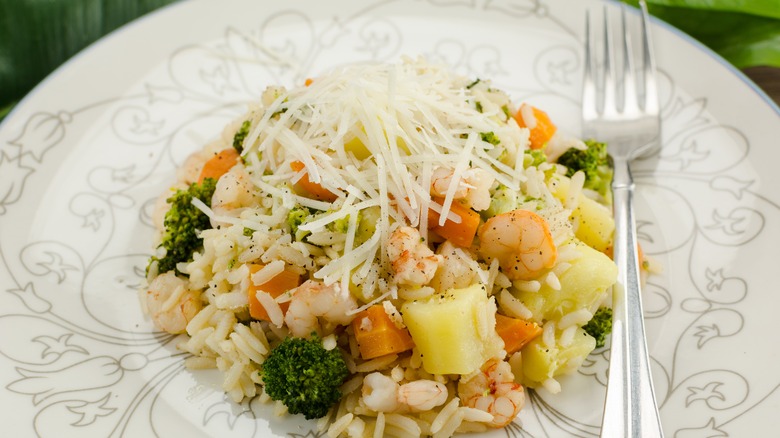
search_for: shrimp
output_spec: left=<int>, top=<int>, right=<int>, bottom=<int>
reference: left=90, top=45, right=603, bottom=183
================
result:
left=458, top=358, right=525, bottom=428
left=210, top=165, right=260, bottom=222
left=428, top=241, right=479, bottom=292
left=362, top=372, right=448, bottom=413
left=396, top=380, right=448, bottom=411
left=284, top=280, right=358, bottom=337
left=430, top=167, right=495, bottom=211
left=387, top=226, right=442, bottom=287
left=145, top=271, right=202, bottom=334
left=477, top=209, right=557, bottom=281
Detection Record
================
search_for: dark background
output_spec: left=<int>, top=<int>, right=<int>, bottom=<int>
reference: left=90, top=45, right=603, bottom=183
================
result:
left=0, top=0, right=777, bottom=121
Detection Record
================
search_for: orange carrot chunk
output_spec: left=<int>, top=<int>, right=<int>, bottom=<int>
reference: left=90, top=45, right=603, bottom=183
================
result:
left=514, top=103, right=557, bottom=150
left=198, top=148, right=240, bottom=183
left=427, top=198, right=481, bottom=247
left=290, top=160, right=338, bottom=202
left=495, top=313, right=543, bottom=354
left=247, top=264, right=301, bottom=321
left=351, top=305, right=415, bottom=360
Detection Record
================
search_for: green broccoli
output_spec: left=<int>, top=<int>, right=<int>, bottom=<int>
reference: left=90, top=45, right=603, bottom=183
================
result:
left=287, top=206, right=313, bottom=241
left=232, top=119, right=251, bottom=154
left=582, top=307, right=613, bottom=348
left=523, top=149, right=547, bottom=168
left=261, top=335, right=350, bottom=419
left=556, top=140, right=613, bottom=197
left=480, top=131, right=500, bottom=146
left=147, top=178, right=217, bottom=275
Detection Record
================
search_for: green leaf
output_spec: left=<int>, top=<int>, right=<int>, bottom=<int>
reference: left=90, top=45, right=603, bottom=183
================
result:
left=0, top=0, right=179, bottom=114
left=622, top=0, right=780, bottom=68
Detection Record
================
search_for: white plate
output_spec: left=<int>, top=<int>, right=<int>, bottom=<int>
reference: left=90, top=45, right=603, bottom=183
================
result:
left=1, top=0, right=779, bottom=436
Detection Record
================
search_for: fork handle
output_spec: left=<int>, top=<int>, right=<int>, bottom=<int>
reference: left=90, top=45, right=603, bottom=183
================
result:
left=600, top=158, right=664, bottom=438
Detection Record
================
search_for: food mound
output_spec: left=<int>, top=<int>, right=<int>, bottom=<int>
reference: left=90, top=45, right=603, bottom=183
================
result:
left=142, top=58, right=618, bottom=437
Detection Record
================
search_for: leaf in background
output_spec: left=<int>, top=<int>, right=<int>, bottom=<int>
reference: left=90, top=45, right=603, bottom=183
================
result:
left=0, top=0, right=179, bottom=120
left=622, top=0, right=780, bottom=68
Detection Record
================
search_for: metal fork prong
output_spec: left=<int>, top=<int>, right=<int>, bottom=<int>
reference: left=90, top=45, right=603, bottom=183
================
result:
left=582, top=10, right=598, bottom=124
left=640, top=0, right=659, bottom=114
left=601, top=7, right=617, bottom=118
left=621, top=6, right=639, bottom=115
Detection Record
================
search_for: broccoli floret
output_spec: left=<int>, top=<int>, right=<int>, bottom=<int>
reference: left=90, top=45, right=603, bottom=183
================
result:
left=261, top=335, right=350, bottom=419
left=482, top=185, right=518, bottom=220
left=232, top=120, right=251, bottom=154
left=480, top=131, right=500, bottom=146
left=582, top=307, right=613, bottom=348
left=523, top=149, right=547, bottom=168
left=287, top=206, right=313, bottom=241
left=147, top=178, right=217, bottom=275
left=556, top=140, right=613, bottom=197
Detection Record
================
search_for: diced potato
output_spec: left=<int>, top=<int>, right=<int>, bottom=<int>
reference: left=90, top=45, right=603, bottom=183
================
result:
left=550, top=175, right=614, bottom=252
left=515, top=242, right=617, bottom=323
left=519, top=327, right=596, bottom=388
left=401, top=284, right=504, bottom=375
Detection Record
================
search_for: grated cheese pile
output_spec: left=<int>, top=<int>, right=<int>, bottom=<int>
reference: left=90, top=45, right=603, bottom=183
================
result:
left=234, top=58, right=531, bottom=293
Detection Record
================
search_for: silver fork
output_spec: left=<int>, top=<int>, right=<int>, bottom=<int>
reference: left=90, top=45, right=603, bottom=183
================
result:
left=581, top=1, right=664, bottom=437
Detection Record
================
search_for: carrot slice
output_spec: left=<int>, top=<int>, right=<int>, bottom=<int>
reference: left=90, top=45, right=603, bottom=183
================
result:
left=351, top=305, right=415, bottom=360
left=514, top=104, right=557, bottom=150
left=247, top=264, right=301, bottom=321
left=495, top=313, right=542, bottom=354
left=290, top=160, right=338, bottom=202
left=198, top=148, right=240, bottom=183
left=427, top=198, right=481, bottom=247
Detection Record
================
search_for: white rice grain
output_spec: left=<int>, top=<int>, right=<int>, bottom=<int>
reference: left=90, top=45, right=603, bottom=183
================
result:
left=215, top=290, right=249, bottom=309
left=542, top=377, right=562, bottom=394
left=184, top=356, right=216, bottom=370
left=460, top=406, right=494, bottom=423
left=543, top=321, right=556, bottom=349
left=256, top=291, right=284, bottom=327
left=355, top=354, right=399, bottom=373
left=251, top=260, right=286, bottom=285
left=545, top=271, right=561, bottom=290
left=498, top=289, right=533, bottom=320
left=559, top=325, right=578, bottom=347
left=186, top=304, right=217, bottom=336
left=327, top=413, right=354, bottom=438
left=513, top=279, right=541, bottom=293
left=433, top=408, right=465, bottom=438
left=558, top=309, right=593, bottom=330
left=160, top=284, right=186, bottom=313
left=230, top=331, right=264, bottom=364
left=431, top=398, right=460, bottom=434
left=374, top=412, right=386, bottom=438
left=222, top=360, right=245, bottom=392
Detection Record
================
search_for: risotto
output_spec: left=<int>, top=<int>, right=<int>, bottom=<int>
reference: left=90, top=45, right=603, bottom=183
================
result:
left=142, top=57, right=618, bottom=437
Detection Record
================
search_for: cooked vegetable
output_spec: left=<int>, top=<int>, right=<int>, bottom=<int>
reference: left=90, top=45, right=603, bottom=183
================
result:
left=550, top=174, right=615, bottom=252
left=427, top=198, right=481, bottom=247
left=514, top=103, right=557, bottom=150
left=583, top=307, right=613, bottom=349
left=232, top=120, right=251, bottom=153
left=401, top=284, right=504, bottom=375
left=290, top=160, right=338, bottom=202
left=495, top=313, right=542, bottom=354
left=520, top=327, right=596, bottom=388
left=515, top=242, right=617, bottom=323
left=247, top=264, right=301, bottom=321
left=287, top=205, right=313, bottom=240
left=261, top=334, right=349, bottom=419
left=556, top=140, right=613, bottom=198
left=197, top=148, right=239, bottom=183
left=351, top=304, right=415, bottom=359
left=147, top=178, right=217, bottom=275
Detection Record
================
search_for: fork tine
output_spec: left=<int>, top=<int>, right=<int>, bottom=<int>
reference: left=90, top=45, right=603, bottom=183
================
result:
left=639, top=0, right=659, bottom=114
left=621, top=6, right=639, bottom=114
left=601, top=6, right=617, bottom=117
